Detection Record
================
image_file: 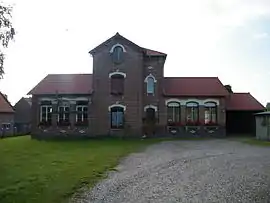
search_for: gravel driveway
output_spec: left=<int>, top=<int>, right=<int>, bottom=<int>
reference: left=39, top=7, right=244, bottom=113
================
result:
left=75, top=139, right=270, bottom=203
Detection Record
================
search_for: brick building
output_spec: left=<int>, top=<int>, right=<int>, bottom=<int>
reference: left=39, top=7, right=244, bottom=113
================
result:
left=28, top=33, right=265, bottom=139
left=0, top=92, right=14, bottom=137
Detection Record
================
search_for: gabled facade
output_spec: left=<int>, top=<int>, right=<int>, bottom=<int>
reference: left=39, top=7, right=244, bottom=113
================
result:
left=14, top=97, right=32, bottom=135
left=28, top=33, right=266, bottom=139
left=0, top=92, right=14, bottom=137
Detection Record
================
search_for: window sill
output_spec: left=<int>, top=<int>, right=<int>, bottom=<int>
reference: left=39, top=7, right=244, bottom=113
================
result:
left=38, top=123, right=52, bottom=127
left=111, top=92, right=124, bottom=96
left=111, top=127, right=124, bottom=130
left=75, top=123, right=88, bottom=127
left=57, top=123, right=71, bottom=127
left=204, top=124, right=218, bottom=126
left=167, top=123, right=182, bottom=127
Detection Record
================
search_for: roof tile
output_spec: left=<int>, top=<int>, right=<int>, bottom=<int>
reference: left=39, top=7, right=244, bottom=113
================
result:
left=28, top=74, right=93, bottom=95
left=163, top=77, right=228, bottom=96
left=143, top=48, right=166, bottom=56
left=226, top=93, right=265, bottom=111
left=0, top=93, right=14, bottom=113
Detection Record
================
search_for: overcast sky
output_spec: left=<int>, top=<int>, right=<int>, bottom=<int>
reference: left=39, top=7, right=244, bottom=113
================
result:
left=1, top=0, right=270, bottom=105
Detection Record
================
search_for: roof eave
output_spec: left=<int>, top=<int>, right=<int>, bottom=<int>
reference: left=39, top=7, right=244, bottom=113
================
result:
left=163, top=94, right=227, bottom=97
left=227, top=108, right=266, bottom=111
left=28, top=92, right=93, bottom=96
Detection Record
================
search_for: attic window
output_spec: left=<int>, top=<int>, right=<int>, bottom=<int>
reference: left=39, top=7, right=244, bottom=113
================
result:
left=110, top=44, right=125, bottom=64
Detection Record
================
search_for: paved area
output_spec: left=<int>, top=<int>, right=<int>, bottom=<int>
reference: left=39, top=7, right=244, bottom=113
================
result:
left=76, top=140, right=270, bottom=203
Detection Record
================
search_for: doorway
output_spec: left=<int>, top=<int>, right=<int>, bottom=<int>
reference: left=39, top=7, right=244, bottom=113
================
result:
left=144, top=107, right=156, bottom=136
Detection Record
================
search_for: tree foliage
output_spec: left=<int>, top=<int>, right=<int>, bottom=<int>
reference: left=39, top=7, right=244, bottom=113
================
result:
left=0, top=3, right=15, bottom=78
left=266, top=103, right=270, bottom=111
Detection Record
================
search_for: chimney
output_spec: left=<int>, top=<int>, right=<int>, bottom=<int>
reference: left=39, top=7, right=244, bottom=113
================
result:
left=224, top=85, right=233, bottom=93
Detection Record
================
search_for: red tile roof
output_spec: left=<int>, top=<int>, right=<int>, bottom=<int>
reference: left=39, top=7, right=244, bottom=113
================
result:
left=226, top=93, right=265, bottom=111
left=163, top=77, right=228, bottom=96
left=0, top=93, right=14, bottom=113
left=143, top=48, right=166, bottom=56
left=28, top=74, right=93, bottom=95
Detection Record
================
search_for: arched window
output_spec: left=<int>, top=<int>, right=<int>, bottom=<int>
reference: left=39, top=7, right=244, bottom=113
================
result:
left=144, top=74, right=156, bottom=95
left=186, top=102, right=199, bottom=125
left=111, top=74, right=124, bottom=95
left=112, top=46, right=124, bottom=64
left=146, top=107, right=156, bottom=121
left=204, top=102, right=217, bottom=125
left=110, top=106, right=124, bottom=129
left=167, top=102, right=181, bottom=125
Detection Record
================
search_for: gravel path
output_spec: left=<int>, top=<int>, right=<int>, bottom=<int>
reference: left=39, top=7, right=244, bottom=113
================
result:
left=75, top=140, right=270, bottom=203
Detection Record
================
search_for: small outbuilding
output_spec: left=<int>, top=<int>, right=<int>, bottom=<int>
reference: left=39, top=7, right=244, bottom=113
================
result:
left=255, top=111, right=270, bottom=140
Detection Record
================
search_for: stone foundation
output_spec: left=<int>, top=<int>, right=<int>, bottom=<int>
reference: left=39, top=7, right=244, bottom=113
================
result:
left=31, top=125, right=226, bottom=139
left=166, top=125, right=226, bottom=138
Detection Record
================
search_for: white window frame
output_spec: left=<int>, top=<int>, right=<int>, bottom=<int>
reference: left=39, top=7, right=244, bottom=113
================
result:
left=110, top=106, right=125, bottom=129
left=76, top=105, right=88, bottom=122
left=204, top=102, right=217, bottom=124
left=167, top=102, right=181, bottom=123
left=109, top=43, right=126, bottom=53
left=40, top=105, right=52, bottom=122
left=2, top=123, right=11, bottom=130
left=186, top=102, right=199, bottom=122
left=58, top=106, right=70, bottom=122
left=144, top=74, right=157, bottom=95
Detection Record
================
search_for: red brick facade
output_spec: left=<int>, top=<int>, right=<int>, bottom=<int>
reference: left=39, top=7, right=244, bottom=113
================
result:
left=28, top=33, right=265, bottom=139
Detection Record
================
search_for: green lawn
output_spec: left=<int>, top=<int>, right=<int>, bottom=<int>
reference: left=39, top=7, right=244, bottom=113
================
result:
left=0, top=136, right=165, bottom=203
left=242, top=138, right=270, bottom=146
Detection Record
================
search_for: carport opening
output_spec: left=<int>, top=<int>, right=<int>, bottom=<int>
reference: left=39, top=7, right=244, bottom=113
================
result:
left=226, top=110, right=263, bottom=137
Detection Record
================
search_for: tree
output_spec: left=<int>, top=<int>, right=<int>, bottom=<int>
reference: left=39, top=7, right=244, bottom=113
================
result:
left=266, top=103, right=270, bottom=111
left=0, top=3, right=15, bottom=78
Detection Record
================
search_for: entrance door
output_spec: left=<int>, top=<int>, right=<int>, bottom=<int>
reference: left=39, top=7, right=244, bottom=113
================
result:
left=144, top=108, right=156, bottom=136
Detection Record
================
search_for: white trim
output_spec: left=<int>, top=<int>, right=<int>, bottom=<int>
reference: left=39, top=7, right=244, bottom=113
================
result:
left=204, top=102, right=217, bottom=107
left=57, top=106, right=70, bottom=122
left=39, top=97, right=90, bottom=102
left=167, top=102, right=181, bottom=107
left=76, top=105, right=88, bottom=122
left=109, top=71, right=126, bottom=78
left=144, top=105, right=158, bottom=112
left=2, top=123, right=11, bottom=130
left=203, top=99, right=219, bottom=105
left=165, top=98, right=220, bottom=106
left=186, top=102, right=199, bottom=107
left=108, top=104, right=126, bottom=111
left=40, top=105, right=52, bottom=122
left=144, top=73, right=157, bottom=83
left=109, top=43, right=126, bottom=53
left=165, top=99, right=182, bottom=105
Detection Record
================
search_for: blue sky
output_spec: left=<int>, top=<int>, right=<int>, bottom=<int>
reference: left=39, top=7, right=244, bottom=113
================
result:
left=1, top=0, right=270, bottom=105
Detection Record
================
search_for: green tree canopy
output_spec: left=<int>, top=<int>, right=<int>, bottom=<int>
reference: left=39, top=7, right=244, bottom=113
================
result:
left=0, top=3, right=15, bottom=78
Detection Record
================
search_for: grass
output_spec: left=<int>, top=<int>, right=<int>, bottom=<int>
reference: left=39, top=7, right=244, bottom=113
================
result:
left=226, top=136, right=270, bottom=147
left=241, top=137, right=270, bottom=147
left=0, top=136, right=167, bottom=203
